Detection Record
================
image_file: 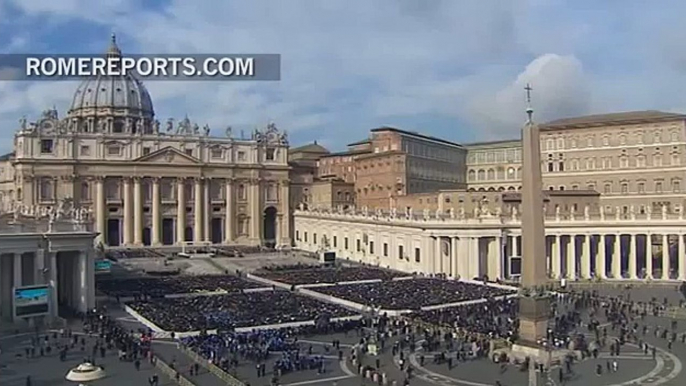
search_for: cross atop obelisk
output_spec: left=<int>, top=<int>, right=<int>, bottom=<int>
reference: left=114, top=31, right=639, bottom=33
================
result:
left=525, top=83, right=534, bottom=123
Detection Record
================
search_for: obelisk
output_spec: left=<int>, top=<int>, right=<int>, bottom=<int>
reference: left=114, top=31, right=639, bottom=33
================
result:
left=516, top=84, right=551, bottom=346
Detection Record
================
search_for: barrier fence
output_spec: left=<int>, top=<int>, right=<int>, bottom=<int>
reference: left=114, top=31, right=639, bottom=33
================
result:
left=154, top=355, right=196, bottom=386
left=178, top=344, right=245, bottom=386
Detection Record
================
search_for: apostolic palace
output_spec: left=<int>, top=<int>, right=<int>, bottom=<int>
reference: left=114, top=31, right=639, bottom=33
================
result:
left=2, top=35, right=686, bottom=290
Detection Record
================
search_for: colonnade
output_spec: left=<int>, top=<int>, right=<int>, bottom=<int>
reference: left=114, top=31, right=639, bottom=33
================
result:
left=93, top=176, right=291, bottom=247
left=504, top=233, right=686, bottom=281
left=430, top=236, right=501, bottom=281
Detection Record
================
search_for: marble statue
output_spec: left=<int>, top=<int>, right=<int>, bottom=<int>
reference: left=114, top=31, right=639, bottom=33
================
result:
left=166, top=118, right=174, bottom=133
left=193, top=123, right=200, bottom=135
left=362, top=206, right=368, bottom=216
left=99, top=119, right=108, bottom=133
left=136, top=119, right=144, bottom=133
left=390, top=207, right=397, bottom=218
left=494, top=206, right=502, bottom=216
left=407, top=208, right=414, bottom=219
left=376, top=208, right=383, bottom=217
left=435, top=208, right=442, bottom=218
left=474, top=207, right=481, bottom=217
left=153, top=120, right=160, bottom=134
left=569, top=206, right=576, bottom=220
left=298, top=203, right=305, bottom=211
left=555, top=206, right=561, bottom=219
left=511, top=206, right=518, bottom=220
left=662, top=205, right=668, bottom=219
left=423, top=208, right=430, bottom=220
left=458, top=207, right=465, bottom=218
left=225, top=126, right=232, bottom=138
left=615, top=206, right=621, bottom=220
left=19, top=116, right=27, bottom=130
left=584, top=205, right=590, bottom=220
left=599, top=205, right=605, bottom=220
left=449, top=207, right=455, bottom=219
left=203, top=125, right=210, bottom=136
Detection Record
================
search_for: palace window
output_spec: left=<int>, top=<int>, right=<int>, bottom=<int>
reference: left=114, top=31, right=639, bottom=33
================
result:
left=487, top=169, right=495, bottom=180
left=602, top=136, right=610, bottom=146
left=184, top=149, right=193, bottom=157
left=546, top=139, right=555, bottom=151
left=620, top=156, right=629, bottom=168
left=620, top=182, right=628, bottom=194
left=604, top=184, right=612, bottom=194
left=39, top=177, right=54, bottom=201
left=383, top=243, right=388, bottom=257
left=671, top=132, right=679, bottom=142
left=587, top=183, right=595, bottom=191
left=619, top=134, right=627, bottom=145
left=586, top=137, right=594, bottom=147
left=468, top=170, right=476, bottom=181
left=398, top=245, right=404, bottom=260
left=477, top=170, right=485, bottom=181
left=571, top=159, right=579, bottom=171
left=636, top=132, right=644, bottom=144
left=237, top=151, right=246, bottom=161
left=637, top=155, right=646, bottom=167
left=107, top=144, right=122, bottom=156
left=654, top=154, right=663, bottom=167
left=80, top=145, right=90, bottom=156
left=142, top=147, right=151, bottom=155
left=638, top=182, right=645, bottom=194
left=41, top=139, right=53, bottom=154
left=656, top=181, right=663, bottom=193
left=211, top=148, right=223, bottom=159
left=654, top=131, right=662, bottom=143
left=266, top=148, right=276, bottom=161
left=415, top=248, right=421, bottom=263
left=80, top=182, right=90, bottom=201
left=238, top=184, right=246, bottom=201
left=672, top=153, right=681, bottom=166
left=674, top=180, right=681, bottom=193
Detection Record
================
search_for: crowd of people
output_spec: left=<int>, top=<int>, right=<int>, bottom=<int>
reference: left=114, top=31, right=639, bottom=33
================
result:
left=96, top=275, right=264, bottom=298
left=314, top=279, right=515, bottom=310
left=258, top=265, right=410, bottom=285
left=126, top=290, right=358, bottom=332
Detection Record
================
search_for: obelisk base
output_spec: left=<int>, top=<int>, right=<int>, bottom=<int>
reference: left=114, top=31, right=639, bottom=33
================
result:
left=508, top=295, right=577, bottom=365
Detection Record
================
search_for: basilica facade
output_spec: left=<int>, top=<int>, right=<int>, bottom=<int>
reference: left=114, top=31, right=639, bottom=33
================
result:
left=0, top=36, right=290, bottom=248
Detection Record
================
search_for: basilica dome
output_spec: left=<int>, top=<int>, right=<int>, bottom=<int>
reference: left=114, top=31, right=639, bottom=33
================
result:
left=67, top=34, right=154, bottom=123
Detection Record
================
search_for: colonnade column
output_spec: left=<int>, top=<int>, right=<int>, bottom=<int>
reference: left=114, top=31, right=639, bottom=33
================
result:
left=551, top=235, right=561, bottom=279
left=470, top=237, right=479, bottom=279
left=133, top=177, right=143, bottom=246
left=566, top=236, right=576, bottom=279
left=249, top=178, right=262, bottom=245
left=176, top=178, right=186, bottom=245
left=77, top=252, right=88, bottom=313
left=49, top=253, right=58, bottom=319
left=612, top=234, right=622, bottom=278
left=34, top=250, right=45, bottom=285
left=629, top=235, right=637, bottom=279
left=487, top=238, right=500, bottom=280
left=95, top=177, right=106, bottom=241
left=645, top=233, right=652, bottom=279
left=679, top=234, right=686, bottom=281
left=279, top=180, right=291, bottom=246
left=194, top=177, right=204, bottom=243
left=122, top=178, right=133, bottom=245
left=151, top=177, right=161, bottom=246
left=224, top=178, right=234, bottom=244
left=597, top=234, right=607, bottom=279
left=581, top=234, right=592, bottom=279
left=203, top=178, right=211, bottom=242
left=13, top=253, right=22, bottom=289
left=662, top=234, right=670, bottom=280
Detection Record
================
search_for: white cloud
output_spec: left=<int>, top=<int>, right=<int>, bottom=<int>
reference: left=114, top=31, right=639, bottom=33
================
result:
left=466, top=54, right=590, bottom=139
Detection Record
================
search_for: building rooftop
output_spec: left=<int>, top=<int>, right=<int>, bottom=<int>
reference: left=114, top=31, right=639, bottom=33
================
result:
left=319, top=149, right=372, bottom=158
left=0, top=152, right=15, bottom=161
left=347, top=139, right=371, bottom=146
left=289, top=142, right=330, bottom=154
left=371, top=126, right=464, bottom=148
left=463, top=139, right=521, bottom=148
left=541, top=110, right=686, bottom=129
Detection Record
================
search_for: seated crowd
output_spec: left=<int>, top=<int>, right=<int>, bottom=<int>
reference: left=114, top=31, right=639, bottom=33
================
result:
left=180, top=319, right=363, bottom=376
left=258, top=265, right=409, bottom=285
left=105, top=249, right=165, bottom=260
left=314, top=279, right=514, bottom=310
left=126, top=290, right=358, bottom=331
left=96, top=275, right=265, bottom=297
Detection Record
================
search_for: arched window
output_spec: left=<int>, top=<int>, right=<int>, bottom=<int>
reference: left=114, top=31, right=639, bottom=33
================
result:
left=487, top=169, right=495, bottom=180
left=80, top=181, right=90, bottom=201
left=468, top=170, right=476, bottom=181
left=39, top=177, right=54, bottom=201
left=238, top=184, right=246, bottom=200
left=477, top=169, right=485, bottom=181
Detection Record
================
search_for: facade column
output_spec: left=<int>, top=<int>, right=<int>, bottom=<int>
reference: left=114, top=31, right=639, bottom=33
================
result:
left=662, top=234, right=670, bottom=280
left=581, top=234, right=592, bottom=279
left=203, top=178, right=211, bottom=242
left=612, top=234, right=622, bottom=278
left=551, top=235, right=561, bottom=279
left=13, top=253, right=22, bottom=289
left=597, top=234, right=607, bottom=279
left=487, top=238, right=500, bottom=280
left=176, top=178, right=186, bottom=245
left=133, top=177, right=143, bottom=246
left=645, top=233, right=652, bottom=279
left=122, top=178, right=133, bottom=245
left=566, top=235, right=576, bottom=279
left=434, top=237, right=441, bottom=275
left=151, top=177, right=161, bottom=246
left=279, top=180, right=291, bottom=246
left=224, top=178, right=234, bottom=244
left=628, top=235, right=638, bottom=279
left=512, top=236, right=520, bottom=257
left=437, top=237, right=444, bottom=274
left=34, top=249, right=45, bottom=285
left=194, top=178, right=204, bottom=243
left=470, top=237, right=479, bottom=279
left=679, top=234, right=686, bottom=281
left=249, top=178, right=262, bottom=245
left=49, top=253, right=58, bottom=319
left=95, top=177, right=106, bottom=242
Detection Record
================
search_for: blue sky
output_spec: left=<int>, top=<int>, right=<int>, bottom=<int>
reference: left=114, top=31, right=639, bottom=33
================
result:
left=1, top=0, right=686, bottom=153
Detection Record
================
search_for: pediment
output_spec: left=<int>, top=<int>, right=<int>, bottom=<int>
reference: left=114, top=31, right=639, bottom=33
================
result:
left=134, top=146, right=200, bottom=165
